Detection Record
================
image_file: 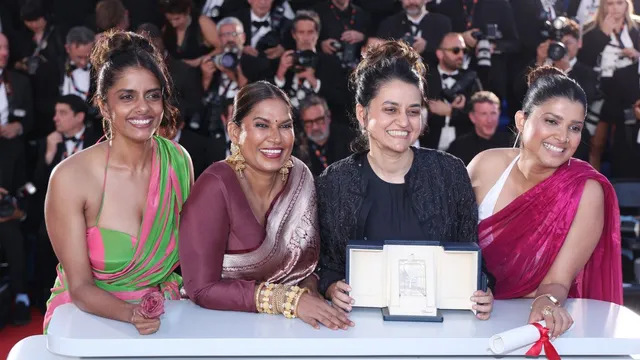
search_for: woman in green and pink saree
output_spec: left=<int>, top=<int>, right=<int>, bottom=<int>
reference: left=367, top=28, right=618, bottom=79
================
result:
left=43, top=30, right=193, bottom=335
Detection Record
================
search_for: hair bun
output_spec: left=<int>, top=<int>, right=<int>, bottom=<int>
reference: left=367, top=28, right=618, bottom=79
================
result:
left=91, top=29, right=156, bottom=73
left=360, top=40, right=426, bottom=77
left=526, top=65, right=565, bottom=87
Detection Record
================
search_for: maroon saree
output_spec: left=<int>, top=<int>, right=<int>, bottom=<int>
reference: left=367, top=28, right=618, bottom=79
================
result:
left=478, top=159, right=623, bottom=304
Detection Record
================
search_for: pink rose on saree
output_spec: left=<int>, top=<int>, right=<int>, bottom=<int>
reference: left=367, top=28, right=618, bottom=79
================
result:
left=139, top=291, right=165, bottom=318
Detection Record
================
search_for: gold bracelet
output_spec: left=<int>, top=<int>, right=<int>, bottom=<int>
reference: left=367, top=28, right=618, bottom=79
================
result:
left=260, top=283, right=275, bottom=314
left=272, top=284, right=287, bottom=314
left=255, top=282, right=265, bottom=313
left=292, top=288, right=309, bottom=318
left=530, top=294, right=561, bottom=310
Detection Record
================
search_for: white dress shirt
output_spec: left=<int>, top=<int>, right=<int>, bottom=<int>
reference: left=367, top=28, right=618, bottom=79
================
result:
left=0, top=69, right=9, bottom=126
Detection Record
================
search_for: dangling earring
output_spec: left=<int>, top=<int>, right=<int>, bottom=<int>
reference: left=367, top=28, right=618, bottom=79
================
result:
left=568, top=158, right=571, bottom=167
left=512, top=132, right=520, bottom=148
left=226, top=143, right=246, bottom=178
left=105, top=121, right=113, bottom=147
left=279, top=158, right=294, bottom=182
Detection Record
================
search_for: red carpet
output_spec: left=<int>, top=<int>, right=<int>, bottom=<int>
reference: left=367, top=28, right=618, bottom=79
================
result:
left=0, top=309, right=43, bottom=359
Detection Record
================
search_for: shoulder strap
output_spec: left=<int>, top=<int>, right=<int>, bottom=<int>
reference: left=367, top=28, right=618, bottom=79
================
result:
left=95, top=145, right=111, bottom=226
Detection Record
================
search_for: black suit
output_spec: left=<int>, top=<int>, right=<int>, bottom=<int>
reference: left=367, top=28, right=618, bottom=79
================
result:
left=0, top=137, right=27, bottom=296
left=33, top=58, right=97, bottom=138
left=232, top=8, right=294, bottom=82
left=209, top=129, right=229, bottom=163
left=422, top=68, right=481, bottom=150
left=177, top=128, right=216, bottom=180
left=376, top=11, right=452, bottom=66
left=3, top=69, right=34, bottom=137
left=276, top=53, right=349, bottom=124
left=599, top=64, right=640, bottom=179
left=167, top=56, right=203, bottom=126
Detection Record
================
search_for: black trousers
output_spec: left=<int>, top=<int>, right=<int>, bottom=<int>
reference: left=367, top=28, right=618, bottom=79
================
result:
left=0, top=220, right=26, bottom=295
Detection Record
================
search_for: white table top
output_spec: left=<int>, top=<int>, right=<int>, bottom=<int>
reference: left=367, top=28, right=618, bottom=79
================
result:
left=8, top=335, right=640, bottom=360
left=40, top=298, right=640, bottom=358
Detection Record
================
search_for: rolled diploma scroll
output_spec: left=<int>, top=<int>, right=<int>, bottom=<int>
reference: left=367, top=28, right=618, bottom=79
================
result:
left=490, top=321, right=549, bottom=355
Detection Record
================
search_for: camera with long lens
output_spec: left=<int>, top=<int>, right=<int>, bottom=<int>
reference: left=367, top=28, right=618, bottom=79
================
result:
left=0, top=183, right=36, bottom=218
left=541, top=16, right=571, bottom=61
left=212, top=45, right=240, bottom=69
left=471, top=24, right=501, bottom=67
left=293, top=50, right=318, bottom=69
left=331, top=40, right=358, bottom=69
left=441, top=70, right=478, bottom=103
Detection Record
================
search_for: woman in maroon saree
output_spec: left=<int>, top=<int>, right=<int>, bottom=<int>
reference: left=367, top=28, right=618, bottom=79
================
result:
left=468, top=66, right=622, bottom=340
left=179, top=82, right=352, bottom=331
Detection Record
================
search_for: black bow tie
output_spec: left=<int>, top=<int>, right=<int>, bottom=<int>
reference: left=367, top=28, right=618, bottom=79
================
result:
left=63, top=136, right=80, bottom=143
left=441, top=73, right=457, bottom=80
left=67, top=63, right=89, bottom=73
left=252, top=20, right=270, bottom=29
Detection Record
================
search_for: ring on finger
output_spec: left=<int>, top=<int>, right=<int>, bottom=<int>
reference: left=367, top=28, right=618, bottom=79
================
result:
left=542, top=305, right=554, bottom=317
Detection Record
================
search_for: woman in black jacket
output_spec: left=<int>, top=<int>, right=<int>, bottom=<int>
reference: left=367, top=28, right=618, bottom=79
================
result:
left=315, top=40, right=494, bottom=322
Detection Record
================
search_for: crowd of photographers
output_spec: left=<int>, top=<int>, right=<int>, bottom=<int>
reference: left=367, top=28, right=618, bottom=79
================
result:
left=1, top=0, right=640, bottom=327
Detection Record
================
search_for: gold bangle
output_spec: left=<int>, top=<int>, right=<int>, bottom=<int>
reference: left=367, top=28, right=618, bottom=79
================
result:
left=255, top=282, right=265, bottom=313
left=260, top=283, right=275, bottom=314
left=530, top=294, right=561, bottom=310
left=292, top=288, right=309, bottom=318
left=283, top=286, right=301, bottom=319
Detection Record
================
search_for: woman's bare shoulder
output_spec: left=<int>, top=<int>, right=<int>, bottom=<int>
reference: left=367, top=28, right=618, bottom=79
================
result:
left=467, top=148, right=517, bottom=179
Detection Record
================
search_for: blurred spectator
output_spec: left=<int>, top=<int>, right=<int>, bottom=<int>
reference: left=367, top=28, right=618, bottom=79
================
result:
left=296, top=95, right=354, bottom=176
left=423, top=32, right=483, bottom=150
left=14, top=0, right=65, bottom=77
left=95, top=0, right=130, bottom=33
left=0, top=33, right=34, bottom=139
left=314, top=0, right=371, bottom=70
left=447, top=91, right=511, bottom=165
left=376, top=0, right=452, bottom=65
left=274, top=10, right=348, bottom=121
left=160, top=0, right=221, bottom=67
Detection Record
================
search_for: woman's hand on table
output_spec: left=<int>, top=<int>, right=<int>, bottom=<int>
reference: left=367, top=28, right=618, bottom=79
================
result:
left=326, top=280, right=354, bottom=313
left=471, top=289, right=494, bottom=320
left=130, top=307, right=161, bottom=335
left=296, top=292, right=354, bottom=330
left=528, top=297, right=573, bottom=340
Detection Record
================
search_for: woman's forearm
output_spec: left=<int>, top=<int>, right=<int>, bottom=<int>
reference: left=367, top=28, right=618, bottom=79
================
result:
left=70, top=283, right=136, bottom=324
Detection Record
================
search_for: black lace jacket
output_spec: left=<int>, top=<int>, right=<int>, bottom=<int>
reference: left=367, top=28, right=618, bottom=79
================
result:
left=315, top=147, right=493, bottom=296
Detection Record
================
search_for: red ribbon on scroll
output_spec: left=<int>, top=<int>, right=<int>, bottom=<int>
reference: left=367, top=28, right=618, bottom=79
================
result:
left=525, top=323, right=561, bottom=360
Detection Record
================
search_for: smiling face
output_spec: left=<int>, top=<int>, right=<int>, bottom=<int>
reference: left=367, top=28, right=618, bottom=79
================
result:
left=229, top=98, right=294, bottom=175
left=357, top=79, right=423, bottom=155
left=102, top=67, right=164, bottom=143
left=516, top=97, right=585, bottom=168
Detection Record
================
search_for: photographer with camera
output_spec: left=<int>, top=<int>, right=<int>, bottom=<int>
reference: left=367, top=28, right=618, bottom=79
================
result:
left=376, top=0, right=452, bottom=66
left=231, top=0, right=294, bottom=82
left=514, top=18, right=597, bottom=163
left=193, top=17, right=248, bottom=135
left=0, top=33, right=34, bottom=140
left=32, top=26, right=96, bottom=139
left=0, top=126, right=31, bottom=325
left=423, top=32, right=483, bottom=150
left=594, top=61, right=640, bottom=179
left=13, top=0, right=64, bottom=77
left=274, top=10, right=347, bottom=119
left=314, top=0, right=371, bottom=70
left=430, top=0, right=519, bottom=103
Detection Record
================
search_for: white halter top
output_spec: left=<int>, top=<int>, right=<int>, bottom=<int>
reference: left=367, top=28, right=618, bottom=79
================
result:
left=478, top=154, right=520, bottom=222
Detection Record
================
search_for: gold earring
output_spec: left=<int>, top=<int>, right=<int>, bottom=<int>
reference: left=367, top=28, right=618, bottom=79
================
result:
left=226, top=143, right=246, bottom=178
left=105, top=121, right=113, bottom=147
left=279, top=158, right=294, bottom=182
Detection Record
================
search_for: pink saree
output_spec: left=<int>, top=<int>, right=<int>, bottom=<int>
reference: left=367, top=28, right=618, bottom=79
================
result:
left=478, top=158, right=623, bottom=304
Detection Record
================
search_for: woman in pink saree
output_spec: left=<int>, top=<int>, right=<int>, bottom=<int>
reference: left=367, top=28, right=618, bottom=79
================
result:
left=44, top=31, right=193, bottom=334
left=179, top=82, right=352, bottom=330
left=468, top=66, right=622, bottom=340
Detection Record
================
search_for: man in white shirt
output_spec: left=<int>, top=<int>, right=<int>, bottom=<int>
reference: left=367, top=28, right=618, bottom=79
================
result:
left=0, top=32, right=33, bottom=139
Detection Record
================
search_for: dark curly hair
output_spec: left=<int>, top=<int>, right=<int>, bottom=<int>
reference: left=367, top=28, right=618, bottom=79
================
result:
left=91, top=29, right=179, bottom=139
left=350, top=40, right=428, bottom=152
